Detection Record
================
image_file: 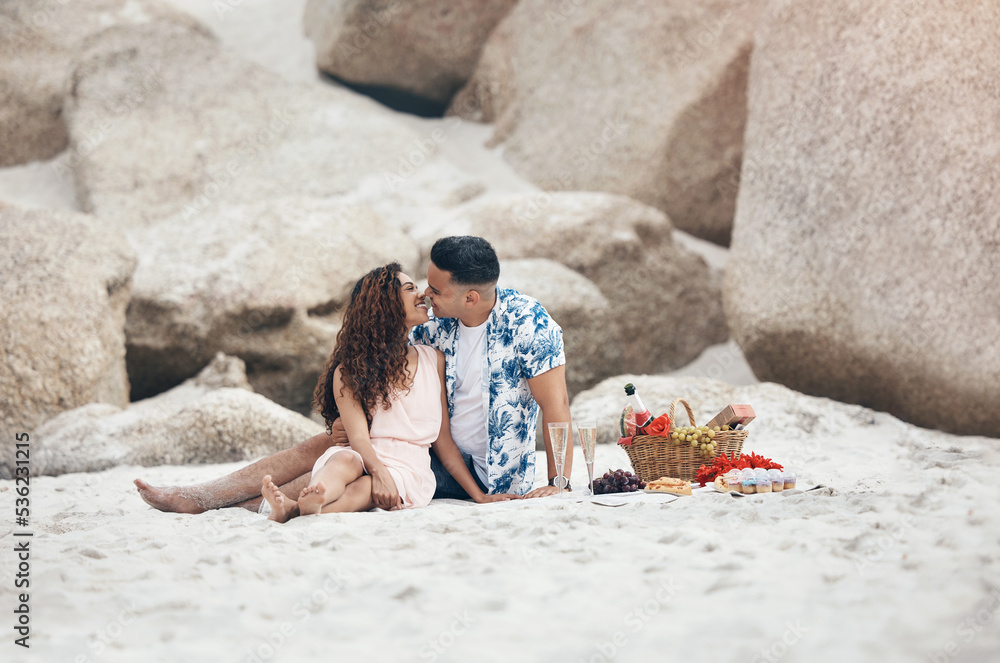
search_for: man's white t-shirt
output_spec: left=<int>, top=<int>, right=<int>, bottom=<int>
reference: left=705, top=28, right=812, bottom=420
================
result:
left=449, top=319, right=490, bottom=485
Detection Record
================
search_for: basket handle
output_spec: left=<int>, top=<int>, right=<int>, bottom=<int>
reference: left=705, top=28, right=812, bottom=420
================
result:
left=668, top=398, right=696, bottom=427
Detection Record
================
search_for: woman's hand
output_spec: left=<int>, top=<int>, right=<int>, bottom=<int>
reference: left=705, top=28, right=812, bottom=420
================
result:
left=370, top=467, right=402, bottom=510
left=473, top=492, right=523, bottom=504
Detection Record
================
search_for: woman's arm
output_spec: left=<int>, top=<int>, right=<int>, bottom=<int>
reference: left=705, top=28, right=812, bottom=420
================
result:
left=332, top=367, right=402, bottom=510
left=429, top=351, right=520, bottom=504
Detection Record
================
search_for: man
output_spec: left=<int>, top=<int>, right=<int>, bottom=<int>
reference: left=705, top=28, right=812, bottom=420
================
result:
left=135, top=236, right=572, bottom=512
left=415, top=235, right=572, bottom=499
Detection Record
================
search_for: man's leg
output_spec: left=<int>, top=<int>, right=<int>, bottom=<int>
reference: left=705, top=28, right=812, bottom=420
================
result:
left=134, top=430, right=341, bottom=514
left=429, top=448, right=486, bottom=500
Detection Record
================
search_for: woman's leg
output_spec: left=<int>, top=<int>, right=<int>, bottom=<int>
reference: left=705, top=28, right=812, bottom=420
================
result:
left=232, top=473, right=312, bottom=513
left=134, top=430, right=342, bottom=513
left=297, top=452, right=366, bottom=516
left=318, top=476, right=376, bottom=513
left=260, top=475, right=300, bottom=523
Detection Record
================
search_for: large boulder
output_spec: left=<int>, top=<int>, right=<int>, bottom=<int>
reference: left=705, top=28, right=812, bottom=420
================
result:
left=304, top=0, right=518, bottom=107
left=419, top=192, right=729, bottom=387
left=449, top=0, right=762, bottom=245
left=725, top=0, right=1000, bottom=437
left=61, top=14, right=476, bottom=407
left=28, top=354, right=324, bottom=477
left=0, top=205, right=136, bottom=466
left=498, top=258, right=610, bottom=395
left=63, top=14, right=479, bottom=230
left=0, top=0, right=198, bottom=167
left=127, top=196, right=419, bottom=413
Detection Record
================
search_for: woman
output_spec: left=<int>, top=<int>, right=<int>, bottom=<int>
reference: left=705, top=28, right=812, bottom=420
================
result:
left=261, top=262, right=512, bottom=522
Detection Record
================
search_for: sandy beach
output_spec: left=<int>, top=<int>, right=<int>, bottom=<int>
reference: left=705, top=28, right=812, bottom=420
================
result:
left=5, top=376, right=1000, bottom=663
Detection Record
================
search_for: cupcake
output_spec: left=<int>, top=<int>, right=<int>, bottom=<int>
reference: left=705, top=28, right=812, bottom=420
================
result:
left=742, top=476, right=756, bottom=494
left=756, top=475, right=771, bottom=493
left=783, top=471, right=797, bottom=490
left=727, top=476, right=742, bottom=493
left=768, top=469, right=784, bottom=492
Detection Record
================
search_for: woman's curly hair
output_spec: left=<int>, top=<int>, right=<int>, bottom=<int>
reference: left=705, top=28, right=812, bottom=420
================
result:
left=313, top=262, right=411, bottom=431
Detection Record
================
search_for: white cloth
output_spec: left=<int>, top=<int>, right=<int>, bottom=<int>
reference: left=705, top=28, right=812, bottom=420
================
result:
left=448, top=319, right=489, bottom=485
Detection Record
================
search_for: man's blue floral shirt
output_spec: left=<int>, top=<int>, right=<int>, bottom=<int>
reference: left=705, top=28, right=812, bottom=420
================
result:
left=410, top=288, right=565, bottom=495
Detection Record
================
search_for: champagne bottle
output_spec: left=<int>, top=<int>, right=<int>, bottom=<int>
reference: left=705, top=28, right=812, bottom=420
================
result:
left=624, top=383, right=654, bottom=430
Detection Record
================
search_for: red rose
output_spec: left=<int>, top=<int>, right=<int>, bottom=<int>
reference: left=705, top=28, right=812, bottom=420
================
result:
left=644, top=414, right=671, bottom=436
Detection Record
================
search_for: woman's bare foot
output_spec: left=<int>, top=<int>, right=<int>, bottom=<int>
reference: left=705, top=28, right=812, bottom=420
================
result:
left=134, top=479, right=207, bottom=514
left=261, top=475, right=298, bottom=523
left=297, top=482, right=328, bottom=516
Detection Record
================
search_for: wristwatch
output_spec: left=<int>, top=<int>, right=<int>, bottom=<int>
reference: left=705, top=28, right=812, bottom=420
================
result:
left=549, top=476, right=572, bottom=490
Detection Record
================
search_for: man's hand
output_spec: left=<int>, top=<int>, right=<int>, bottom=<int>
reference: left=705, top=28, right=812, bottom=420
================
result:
left=524, top=485, right=564, bottom=499
left=329, top=417, right=350, bottom=446
left=474, top=493, right=523, bottom=504
left=370, top=467, right=402, bottom=510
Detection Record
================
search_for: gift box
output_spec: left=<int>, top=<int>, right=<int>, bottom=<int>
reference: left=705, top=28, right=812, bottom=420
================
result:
left=705, top=404, right=756, bottom=430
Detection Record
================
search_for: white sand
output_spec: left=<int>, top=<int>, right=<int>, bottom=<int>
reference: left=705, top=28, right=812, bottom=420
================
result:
left=160, top=0, right=318, bottom=83
left=5, top=405, right=1000, bottom=663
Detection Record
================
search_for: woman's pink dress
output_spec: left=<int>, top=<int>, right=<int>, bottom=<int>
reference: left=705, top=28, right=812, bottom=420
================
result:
left=310, top=344, right=440, bottom=508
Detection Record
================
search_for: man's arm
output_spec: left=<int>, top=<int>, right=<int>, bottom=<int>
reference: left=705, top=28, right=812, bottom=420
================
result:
left=524, top=365, right=573, bottom=499
left=430, top=351, right=520, bottom=503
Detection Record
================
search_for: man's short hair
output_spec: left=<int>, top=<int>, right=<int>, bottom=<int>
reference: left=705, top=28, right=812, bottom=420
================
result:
left=430, top=236, right=500, bottom=286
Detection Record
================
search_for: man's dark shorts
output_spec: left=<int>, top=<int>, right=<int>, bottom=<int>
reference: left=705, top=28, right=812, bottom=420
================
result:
left=430, top=448, right=487, bottom=500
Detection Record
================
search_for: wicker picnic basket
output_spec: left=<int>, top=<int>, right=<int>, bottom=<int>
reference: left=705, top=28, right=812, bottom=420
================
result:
left=621, top=398, right=747, bottom=483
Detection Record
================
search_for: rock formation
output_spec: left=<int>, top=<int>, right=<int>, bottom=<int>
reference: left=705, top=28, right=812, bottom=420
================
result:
left=725, top=0, right=1000, bottom=436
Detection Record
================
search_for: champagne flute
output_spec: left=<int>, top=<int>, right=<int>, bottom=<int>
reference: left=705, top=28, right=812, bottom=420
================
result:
left=577, top=421, right=597, bottom=494
left=548, top=422, right=570, bottom=494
